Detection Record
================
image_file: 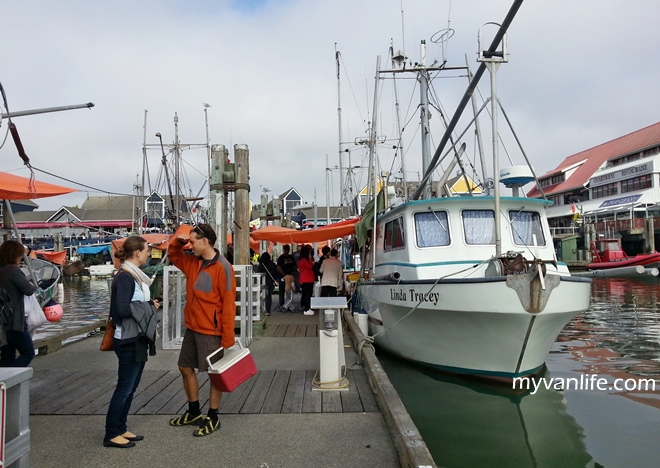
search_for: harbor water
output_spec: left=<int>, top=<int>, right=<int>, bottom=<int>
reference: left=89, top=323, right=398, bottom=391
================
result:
left=43, top=276, right=660, bottom=466
left=379, top=277, right=660, bottom=468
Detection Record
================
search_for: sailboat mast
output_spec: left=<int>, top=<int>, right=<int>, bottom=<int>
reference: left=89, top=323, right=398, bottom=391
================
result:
left=140, top=109, right=148, bottom=234
left=368, top=56, right=382, bottom=272
left=336, top=47, right=345, bottom=210
left=419, top=40, right=432, bottom=199
left=174, top=112, right=180, bottom=226
left=391, top=46, right=408, bottom=199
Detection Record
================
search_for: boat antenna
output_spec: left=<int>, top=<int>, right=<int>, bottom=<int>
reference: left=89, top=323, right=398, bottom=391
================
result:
left=411, top=0, right=524, bottom=200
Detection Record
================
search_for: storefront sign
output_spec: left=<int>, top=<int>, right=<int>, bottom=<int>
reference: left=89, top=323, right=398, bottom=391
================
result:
left=590, top=162, right=653, bottom=187
left=599, top=194, right=642, bottom=208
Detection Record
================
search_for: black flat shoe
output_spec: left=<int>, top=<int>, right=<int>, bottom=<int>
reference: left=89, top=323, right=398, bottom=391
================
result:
left=103, top=439, right=136, bottom=448
left=123, top=434, right=144, bottom=442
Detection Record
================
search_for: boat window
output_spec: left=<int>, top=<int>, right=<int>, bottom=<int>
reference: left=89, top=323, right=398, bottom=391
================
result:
left=384, top=217, right=405, bottom=251
left=508, top=210, right=546, bottom=246
left=462, top=210, right=495, bottom=244
left=414, top=211, right=450, bottom=247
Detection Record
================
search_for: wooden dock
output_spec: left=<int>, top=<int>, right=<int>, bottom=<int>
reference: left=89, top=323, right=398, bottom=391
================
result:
left=29, top=367, right=378, bottom=416
left=28, top=323, right=385, bottom=417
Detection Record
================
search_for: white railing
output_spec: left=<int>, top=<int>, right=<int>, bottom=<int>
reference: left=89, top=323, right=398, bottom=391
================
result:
left=162, top=264, right=260, bottom=349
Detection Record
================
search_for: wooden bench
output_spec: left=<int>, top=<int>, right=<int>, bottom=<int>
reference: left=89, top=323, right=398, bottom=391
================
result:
left=33, top=319, right=106, bottom=355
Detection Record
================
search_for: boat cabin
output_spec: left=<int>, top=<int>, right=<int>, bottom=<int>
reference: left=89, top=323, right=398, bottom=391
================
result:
left=590, top=239, right=626, bottom=263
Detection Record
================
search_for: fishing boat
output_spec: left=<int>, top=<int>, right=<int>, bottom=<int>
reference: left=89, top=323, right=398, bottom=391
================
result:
left=586, top=238, right=660, bottom=270
left=354, top=4, right=592, bottom=380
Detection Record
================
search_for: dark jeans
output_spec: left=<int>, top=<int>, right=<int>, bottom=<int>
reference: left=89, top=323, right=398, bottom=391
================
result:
left=265, top=285, right=274, bottom=314
left=320, top=286, right=337, bottom=297
left=0, top=322, right=35, bottom=367
left=301, top=282, right=314, bottom=311
left=105, top=339, right=146, bottom=440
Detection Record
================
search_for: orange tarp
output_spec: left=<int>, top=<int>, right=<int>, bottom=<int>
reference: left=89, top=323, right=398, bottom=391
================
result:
left=250, top=218, right=360, bottom=244
left=0, top=171, right=77, bottom=200
left=30, top=250, right=66, bottom=265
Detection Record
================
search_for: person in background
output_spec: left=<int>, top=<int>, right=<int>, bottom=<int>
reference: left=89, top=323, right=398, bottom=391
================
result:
left=297, top=245, right=316, bottom=315
left=276, top=245, right=296, bottom=312
left=104, top=236, right=158, bottom=448
left=313, top=245, right=331, bottom=281
left=168, top=224, right=236, bottom=437
left=258, top=252, right=278, bottom=316
left=293, top=244, right=302, bottom=293
left=0, top=240, right=36, bottom=367
left=320, top=248, right=344, bottom=297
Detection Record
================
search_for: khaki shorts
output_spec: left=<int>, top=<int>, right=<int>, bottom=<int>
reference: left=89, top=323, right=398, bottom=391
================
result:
left=178, top=329, right=222, bottom=372
left=284, top=274, right=295, bottom=291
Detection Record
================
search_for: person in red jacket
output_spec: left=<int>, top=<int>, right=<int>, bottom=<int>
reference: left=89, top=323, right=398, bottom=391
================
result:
left=167, top=223, right=236, bottom=437
left=297, top=244, right=316, bottom=315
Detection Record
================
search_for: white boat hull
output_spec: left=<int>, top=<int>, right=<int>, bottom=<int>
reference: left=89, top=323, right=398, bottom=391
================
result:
left=357, top=276, right=591, bottom=379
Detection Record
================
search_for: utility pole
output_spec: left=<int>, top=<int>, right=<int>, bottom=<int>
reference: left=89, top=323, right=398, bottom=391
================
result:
left=174, top=112, right=181, bottom=226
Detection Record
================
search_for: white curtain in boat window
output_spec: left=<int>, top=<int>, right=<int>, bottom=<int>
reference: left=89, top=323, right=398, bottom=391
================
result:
left=414, top=211, right=450, bottom=247
left=462, top=210, right=495, bottom=244
left=509, top=210, right=546, bottom=246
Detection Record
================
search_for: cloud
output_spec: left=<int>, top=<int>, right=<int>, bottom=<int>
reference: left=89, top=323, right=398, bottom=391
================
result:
left=2, top=0, right=659, bottom=211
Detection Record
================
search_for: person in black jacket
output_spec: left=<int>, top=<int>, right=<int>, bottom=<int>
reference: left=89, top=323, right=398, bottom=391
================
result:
left=258, top=252, right=278, bottom=315
left=0, top=240, right=36, bottom=367
left=104, top=236, right=158, bottom=449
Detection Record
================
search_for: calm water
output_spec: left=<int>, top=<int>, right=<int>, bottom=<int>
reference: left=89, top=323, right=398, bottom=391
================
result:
left=379, top=277, right=660, bottom=468
left=33, top=277, right=109, bottom=340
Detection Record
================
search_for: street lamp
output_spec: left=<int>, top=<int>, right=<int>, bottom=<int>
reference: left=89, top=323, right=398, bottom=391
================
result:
left=293, top=202, right=318, bottom=260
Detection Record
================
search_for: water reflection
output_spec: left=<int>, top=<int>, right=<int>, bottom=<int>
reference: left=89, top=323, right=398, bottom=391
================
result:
left=380, top=355, right=595, bottom=468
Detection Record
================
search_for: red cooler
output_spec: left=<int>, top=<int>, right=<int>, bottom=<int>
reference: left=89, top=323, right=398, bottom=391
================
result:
left=206, top=341, right=257, bottom=392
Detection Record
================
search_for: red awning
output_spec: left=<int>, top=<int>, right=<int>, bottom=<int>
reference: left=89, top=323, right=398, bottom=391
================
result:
left=250, top=218, right=360, bottom=244
left=0, top=171, right=77, bottom=200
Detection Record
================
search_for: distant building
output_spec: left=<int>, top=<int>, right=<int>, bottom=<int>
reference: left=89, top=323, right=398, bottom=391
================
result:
left=527, top=121, right=660, bottom=233
left=278, top=188, right=302, bottom=215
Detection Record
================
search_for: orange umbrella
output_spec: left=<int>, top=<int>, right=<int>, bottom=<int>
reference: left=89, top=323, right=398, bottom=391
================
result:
left=0, top=171, right=77, bottom=200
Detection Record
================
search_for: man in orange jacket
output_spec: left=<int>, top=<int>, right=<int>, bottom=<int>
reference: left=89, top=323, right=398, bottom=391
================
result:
left=167, top=223, right=236, bottom=437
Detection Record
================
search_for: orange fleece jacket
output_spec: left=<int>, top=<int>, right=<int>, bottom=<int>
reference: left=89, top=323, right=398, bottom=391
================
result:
left=168, top=241, right=237, bottom=349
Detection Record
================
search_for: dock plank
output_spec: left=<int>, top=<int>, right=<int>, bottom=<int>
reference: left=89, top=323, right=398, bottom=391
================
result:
left=262, top=325, right=277, bottom=337
left=340, top=369, right=364, bottom=412
left=31, top=370, right=97, bottom=414
left=31, top=370, right=83, bottom=404
left=261, top=370, right=291, bottom=414
left=154, top=372, right=208, bottom=415
left=281, top=369, right=305, bottom=413
left=305, top=324, right=317, bottom=337
left=352, top=366, right=379, bottom=412
left=218, top=373, right=257, bottom=414
left=283, top=325, right=297, bottom=337
left=53, top=372, right=119, bottom=415
left=301, top=369, right=322, bottom=413
left=133, top=371, right=181, bottom=414
left=91, top=370, right=169, bottom=415
left=322, top=391, right=342, bottom=413
left=240, top=370, right=275, bottom=414
left=294, top=325, right=306, bottom=337
left=273, top=325, right=287, bottom=337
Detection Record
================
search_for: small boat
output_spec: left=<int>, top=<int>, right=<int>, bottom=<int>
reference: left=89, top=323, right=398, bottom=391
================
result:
left=586, top=238, right=660, bottom=270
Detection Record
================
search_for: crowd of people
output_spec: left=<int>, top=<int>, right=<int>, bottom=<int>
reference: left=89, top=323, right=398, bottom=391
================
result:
left=258, top=243, right=345, bottom=315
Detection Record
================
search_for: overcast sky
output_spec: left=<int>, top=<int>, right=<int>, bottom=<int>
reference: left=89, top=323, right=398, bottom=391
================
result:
left=2, top=0, right=659, bottom=213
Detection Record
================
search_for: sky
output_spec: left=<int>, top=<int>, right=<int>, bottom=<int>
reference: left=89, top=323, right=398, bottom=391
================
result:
left=2, top=0, right=660, bottom=214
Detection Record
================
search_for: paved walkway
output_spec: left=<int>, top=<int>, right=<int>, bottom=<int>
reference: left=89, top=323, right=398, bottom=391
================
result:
left=27, top=295, right=401, bottom=468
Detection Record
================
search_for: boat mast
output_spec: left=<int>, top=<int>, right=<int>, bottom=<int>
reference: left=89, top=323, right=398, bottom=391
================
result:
left=335, top=47, right=345, bottom=211
left=478, top=25, right=508, bottom=257
left=391, top=46, right=408, bottom=199
left=368, top=56, right=382, bottom=272
left=410, top=0, right=524, bottom=200
left=419, top=40, right=432, bottom=200
left=140, top=109, right=149, bottom=234
left=174, top=112, right=180, bottom=226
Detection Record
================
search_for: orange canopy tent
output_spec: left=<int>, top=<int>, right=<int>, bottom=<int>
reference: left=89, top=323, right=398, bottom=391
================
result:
left=250, top=217, right=360, bottom=245
left=0, top=171, right=78, bottom=199
left=29, top=249, right=67, bottom=265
